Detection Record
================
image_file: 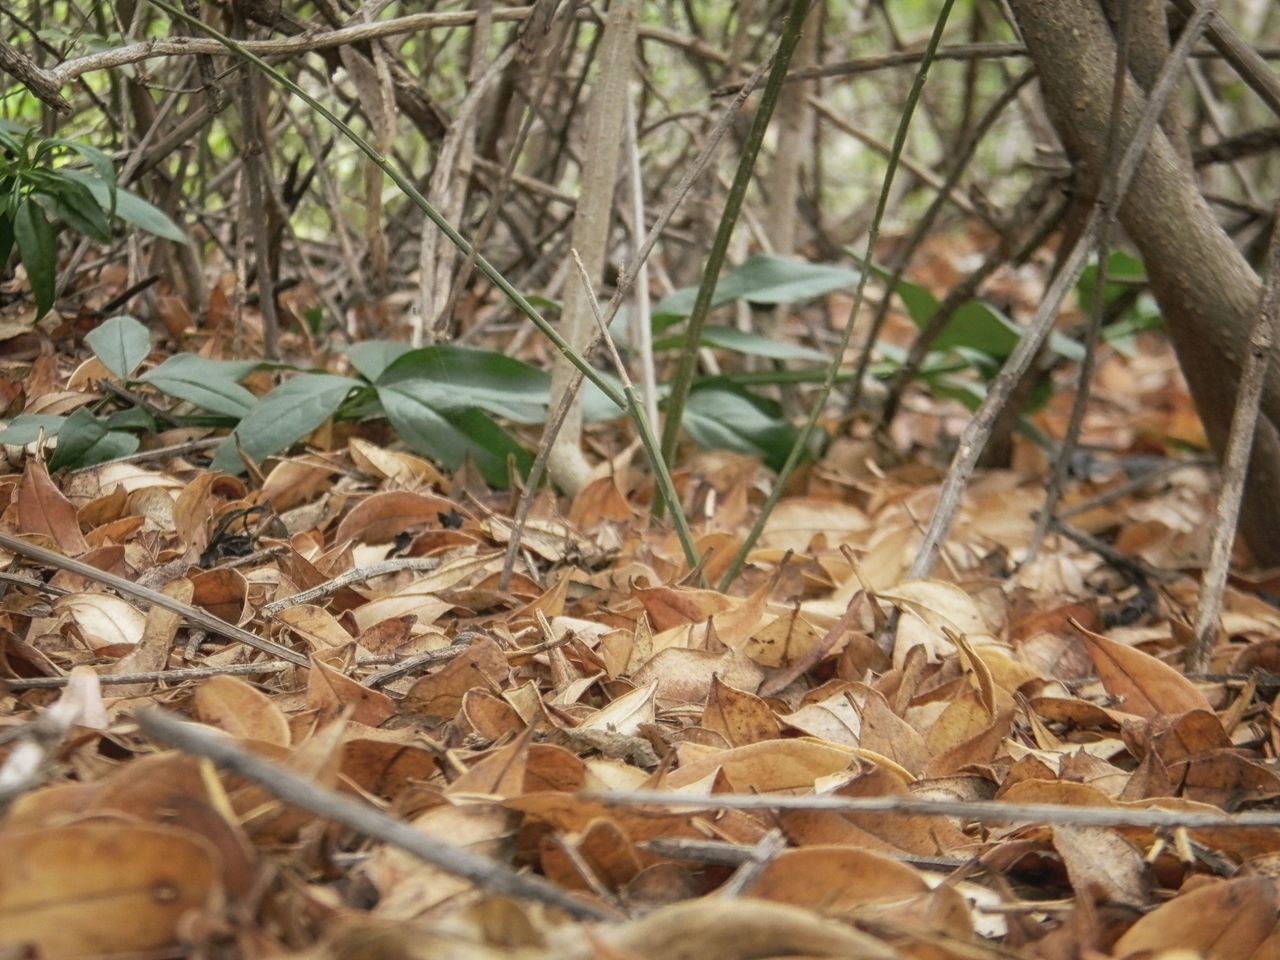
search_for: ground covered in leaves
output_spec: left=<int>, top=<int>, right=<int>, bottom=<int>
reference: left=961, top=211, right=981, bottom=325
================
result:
left=4, top=283, right=1280, bottom=960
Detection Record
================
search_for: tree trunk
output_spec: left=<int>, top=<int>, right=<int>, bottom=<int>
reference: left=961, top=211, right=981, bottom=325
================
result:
left=1008, top=0, right=1280, bottom=566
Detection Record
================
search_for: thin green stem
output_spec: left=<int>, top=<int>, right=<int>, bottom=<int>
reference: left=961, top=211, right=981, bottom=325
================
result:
left=656, top=0, right=814, bottom=489
left=717, top=0, right=958, bottom=591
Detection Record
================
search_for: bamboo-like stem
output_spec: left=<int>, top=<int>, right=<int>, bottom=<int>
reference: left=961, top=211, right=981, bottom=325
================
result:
left=656, top=0, right=815, bottom=481
left=717, top=0, right=957, bottom=590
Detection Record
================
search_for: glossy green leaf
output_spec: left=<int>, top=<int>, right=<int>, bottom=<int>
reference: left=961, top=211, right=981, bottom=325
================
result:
left=48, top=407, right=108, bottom=471
left=211, top=373, right=358, bottom=473
left=376, top=387, right=472, bottom=467
left=375, top=381, right=531, bottom=486
left=376, top=344, right=548, bottom=423
left=347, top=339, right=411, bottom=381
left=85, top=314, right=151, bottom=379
left=32, top=178, right=111, bottom=243
left=444, top=407, right=533, bottom=486
left=139, top=354, right=259, bottom=417
left=13, top=199, right=56, bottom=317
left=0, top=213, right=13, bottom=266
left=681, top=383, right=812, bottom=472
left=653, top=255, right=862, bottom=322
left=104, top=407, right=156, bottom=432
left=1077, top=249, right=1147, bottom=315
left=46, top=136, right=116, bottom=215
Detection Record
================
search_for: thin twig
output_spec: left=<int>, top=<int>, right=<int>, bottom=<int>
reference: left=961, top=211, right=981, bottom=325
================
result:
left=900, top=2, right=1215, bottom=627
left=0, top=532, right=309, bottom=666
left=498, top=33, right=782, bottom=589
left=259, top=556, right=441, bottom=616
left=644, top=836, right=965, bottom=872
left=583, top=788, right=1280, bottom=830
left=4, top=660, right=293, bottom=690
left=716, top=829, right=787, bottom=899
left=1025, top=0, right=1135, bottom=563
left=657, top=0, right=815, bottom=471
left=718, top=0, right=957, bottom=591
left=1189, top=200, right=1280, bottom=671
left=843, top=69, right=1034, bottom=419
left=136, top=708, right=612, bottom=920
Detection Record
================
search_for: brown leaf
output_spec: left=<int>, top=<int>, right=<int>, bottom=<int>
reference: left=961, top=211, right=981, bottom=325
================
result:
left=748, top=846, right=929, bottom=909
left=0, top=822, right=220, bottom=958
left=1073, top=619, right=1212, bottom=718
left=701, top=674, right=781, bottom=746
left=632, top=646, right=765, bottom=702
left=1051, top=825, right=1150, bottom=907
left=1113, top=876, right=1278, bottom=958
left=16, top=459, right=89, bottom=555
left=194, top=674, right=292, bottom=746
left=578, top=897, right=898, bottom=960
left=335, top=490, right=470, bottom=545
left=404, top=636, right=510, bottom=719
left=110, top=577, right=192, bottom=695
left=663, top=738, right=857, bottom=793
left=307, top=655, right=396, bottom=727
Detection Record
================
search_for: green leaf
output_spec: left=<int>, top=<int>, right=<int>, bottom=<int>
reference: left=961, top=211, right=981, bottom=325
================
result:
left=47, top=137, right=116, bottom=216
left=923, top=374, right=988, bottom=411
left=376, top=345, right=549, bottom=423
left=211, top=373, right=358, bottom=473
left=933, top=301, right=1084, bottom=363
left=83, top=430, right=139, bottom=465
left=58, top=170, right=185, bottom=242
left=859, top=261, right=939, bottom=327
left=376, top=386, right=472, bottom=468
left=32, top=178, right=111, bottom=243
left=653, top=255, right=862, bottom=322
left=681, top=383, right=813, bottom=472
left=653, top=325, right=829, bottom=363
left=139, top=354, right=259, bottom=417
left=376, top=382, right=529, bottom=487
left=104, top=407, right=156, bottom=432
left=444, top=407, right=533, bottom=486
left=347, top=339, right=411, bottom=381
left=85, top=314, right=151, bottom=379
left=1077, top=250, right=1146, bottom=315
left=48, top=407, right=109, bottom=471
left=0, top=414, right=66, bottom=445
left=13, top=199, right=56, bottom=317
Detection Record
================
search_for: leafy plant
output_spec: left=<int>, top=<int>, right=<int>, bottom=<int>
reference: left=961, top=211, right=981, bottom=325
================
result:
left=0, top=318, right=592, bottom=484
left=1075, top=250, right=1163, bottom=357
left=0, top=251, right=1168, bottom=479
left=0, top=120, right=185, bottom=318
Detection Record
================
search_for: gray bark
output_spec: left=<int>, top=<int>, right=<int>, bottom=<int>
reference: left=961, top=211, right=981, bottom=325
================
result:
left=1009, top=0, right=1280, bottom=565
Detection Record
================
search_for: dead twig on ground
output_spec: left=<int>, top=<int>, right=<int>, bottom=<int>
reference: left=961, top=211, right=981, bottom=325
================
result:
left=136, top=707, right=612, bottom=920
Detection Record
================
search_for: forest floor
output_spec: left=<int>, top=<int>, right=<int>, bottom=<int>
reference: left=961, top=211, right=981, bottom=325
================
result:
left=2, top=245, right=1280, bottom=960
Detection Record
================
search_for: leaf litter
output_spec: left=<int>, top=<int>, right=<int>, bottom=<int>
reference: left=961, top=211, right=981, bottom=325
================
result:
left=4, top=292, right=1280, bottom=960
